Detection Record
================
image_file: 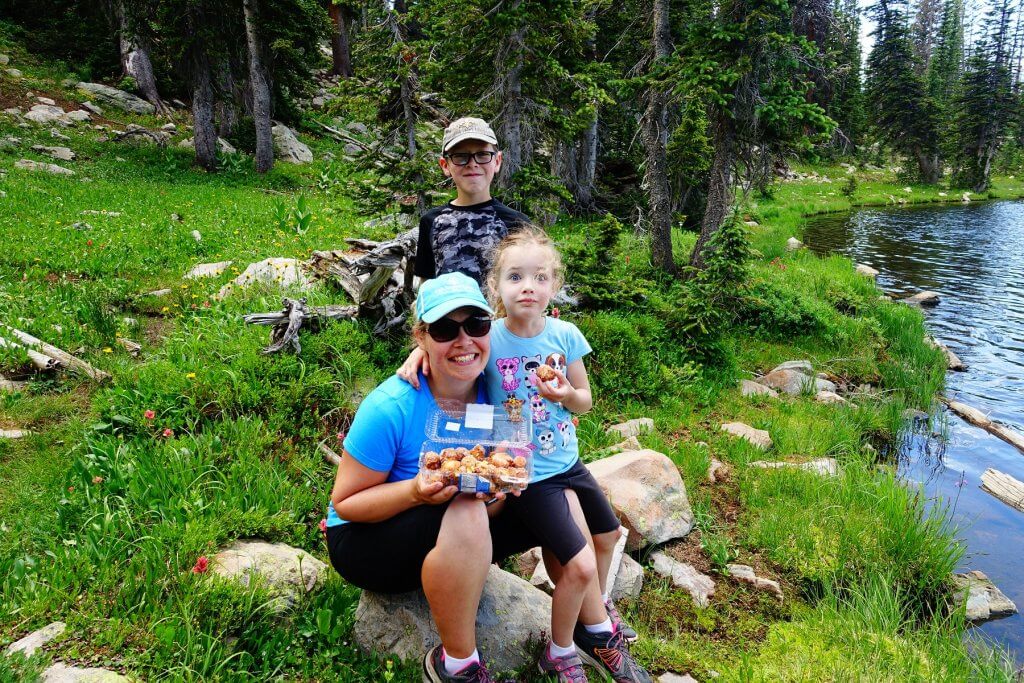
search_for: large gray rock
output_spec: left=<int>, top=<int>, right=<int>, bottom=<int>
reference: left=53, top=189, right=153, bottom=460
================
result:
left=5, top=68, right=23, bottom=78
left=855, top=263, right=879, bottom=278
left=0, top=54, right=8, bottom=65
left=6, top=621, right=66, bottom=656
left=759, top=368, right=814, bottom=395
left=650, top=552, right=715, bottom=607
left=353, top=565, right=550, bottom=673
left=184, top=260, right=233, bottom=279
left=727, top=564, right=783, bottom=601
left=31, top=145, right=75, bottom=161
left=215, top=257, right=314, bottom=299
left=15, top=159, right=74, bottom=176
left=606, top=418, right=654, bottom=439
left=587, top=450, right=694, bottom=551
left=25, top=104, right=66, bottom=125
left=814, top=390, right=848, bottom=406
left=951, top=570, right=1017, bottom=623
left=211, top=539, right=329, bottom=611
left=77, top=82, right=154, bottom=115
left=64, top=110, right=91, bottom=123
left=611, top=554, right=644, bottom=602
left=740, top=379, right=778, bottom=398
left=785, top=237, right=804, bottom=251
left=41, top=664, right=130, bottom=682
left=903, top=290, right=940, bottom=307
left=770, top=360, right=813, bottom=375
left=720, top=422, right=772, bottom=450
left=178, top=137, right=236, bottom=154
left=272, top=124, right=313, bottom=164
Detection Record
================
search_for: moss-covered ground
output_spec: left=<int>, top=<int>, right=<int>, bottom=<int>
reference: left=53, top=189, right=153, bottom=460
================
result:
left=2, top=29, right=1022, bottom=682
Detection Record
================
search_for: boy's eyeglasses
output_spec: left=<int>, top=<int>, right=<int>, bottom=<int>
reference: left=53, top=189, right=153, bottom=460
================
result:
left=427, top=315, right=492, bottom=343
left=445, top=151, right=497, bottom=166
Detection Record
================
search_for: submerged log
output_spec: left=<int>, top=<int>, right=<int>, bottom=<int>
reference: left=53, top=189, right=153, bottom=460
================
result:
left=981, top=469, right=1024, bottom=512
left=945, top=399, right=1024, bottom=455
left=1, top=325, right=109, bottom=380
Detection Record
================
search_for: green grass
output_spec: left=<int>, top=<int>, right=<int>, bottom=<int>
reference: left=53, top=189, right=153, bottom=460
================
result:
left=2, top=33, right=1022, bottom=681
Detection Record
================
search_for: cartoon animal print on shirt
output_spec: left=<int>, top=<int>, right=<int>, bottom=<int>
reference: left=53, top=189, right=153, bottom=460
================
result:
left=529, top=389, right=550, bottom=424
left=544, top=352, right=567, bottom=389
left=556, top=421, right=574, bottom=448
left=521, top=354, right=542, bottom=387
left=537, top=428, right=556, bottom=455
left=495, top=357, right=521, bottom=392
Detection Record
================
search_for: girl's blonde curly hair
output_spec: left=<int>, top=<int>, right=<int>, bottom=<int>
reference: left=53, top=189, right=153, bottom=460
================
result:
left=485, top=225, right=564, bottom=319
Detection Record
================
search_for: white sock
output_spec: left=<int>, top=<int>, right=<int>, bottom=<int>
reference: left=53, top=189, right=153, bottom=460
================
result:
left=583, top=617, right=614, bottom=635
left=549, top=640, right=577, bottom=658
left=602, top=590, right=610, bottom=603
left=443, top=648, right=480, bottom=675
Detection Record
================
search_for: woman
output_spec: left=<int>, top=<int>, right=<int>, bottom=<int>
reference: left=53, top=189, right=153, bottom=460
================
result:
left=326, top=272, right=538, bottom=683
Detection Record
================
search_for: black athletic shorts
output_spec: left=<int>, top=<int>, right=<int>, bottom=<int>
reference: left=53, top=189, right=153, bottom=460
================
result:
left=506, top=459, right=621, bottom=566
left=325, top=498, right=541, bottom=594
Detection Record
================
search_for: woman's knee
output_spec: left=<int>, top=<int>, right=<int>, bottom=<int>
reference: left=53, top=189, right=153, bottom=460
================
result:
left=440, top=496, right=491, bottom=545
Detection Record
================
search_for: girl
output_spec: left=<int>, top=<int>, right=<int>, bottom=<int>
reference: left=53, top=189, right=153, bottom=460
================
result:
left=400, top=228, right=650, bottom=683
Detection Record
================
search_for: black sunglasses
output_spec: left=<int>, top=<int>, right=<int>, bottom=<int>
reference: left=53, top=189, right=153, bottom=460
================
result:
left=427, top=315, right=492, bottom=343
left=445, top=151, right=497, bottom=166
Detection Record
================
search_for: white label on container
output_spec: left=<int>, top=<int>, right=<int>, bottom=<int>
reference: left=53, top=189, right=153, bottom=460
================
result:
left=465, top=403, right=494, bottom=430
left=445, top=421, right=461, bottom=432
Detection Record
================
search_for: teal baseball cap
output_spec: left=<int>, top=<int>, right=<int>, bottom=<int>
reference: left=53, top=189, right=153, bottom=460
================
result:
left=414, top=272, right=495, bottom=324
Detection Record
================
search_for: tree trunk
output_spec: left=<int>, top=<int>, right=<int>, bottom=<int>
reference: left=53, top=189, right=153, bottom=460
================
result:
left=689, top=112, right=736, bottom=270
left=216, top=62, right=239, bottom=138
left=642, top=0, right=676, bottom=273
left=243, top=0, right=274, bottom=173
left=191, top=50, right=218, bottom=171
left=913, top=147, right=942, bottom=184
left=327, top=2, right=354, bottom=77
left=495, top=2, right=528, bottom=189
left=115, top=0, right=168, bottom=115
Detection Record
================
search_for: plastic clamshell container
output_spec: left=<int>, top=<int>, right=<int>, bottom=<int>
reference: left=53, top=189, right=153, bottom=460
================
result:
left=419, top=399, right=533, bottom=494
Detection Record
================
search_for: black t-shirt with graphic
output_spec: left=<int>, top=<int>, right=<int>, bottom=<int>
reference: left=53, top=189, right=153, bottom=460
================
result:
left=414, top=198, right=529, bottom=284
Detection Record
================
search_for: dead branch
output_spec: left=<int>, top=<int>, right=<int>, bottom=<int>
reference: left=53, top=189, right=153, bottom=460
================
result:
left=1, top=324, right=110, bottom=380
left=320, top=442, right=342, bottom=466
left=0, top=334, right=62, bottom=372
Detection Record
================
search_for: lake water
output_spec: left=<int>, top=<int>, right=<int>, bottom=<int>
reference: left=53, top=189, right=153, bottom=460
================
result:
left=804, top=200, right=1024, bottom=665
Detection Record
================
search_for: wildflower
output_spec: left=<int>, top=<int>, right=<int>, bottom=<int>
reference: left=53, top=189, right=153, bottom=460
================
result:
left=336, top=431, right=345, bottom=442
left=185, top=372, right=196, bottom=379
left=92, top=475, right=104, bottom=485
left=144, top=409, right=155, bottom=420
left=161, top=306, right=170, bottom=313
left=551, top=307, right=560, bottom=319
left=67, top=486, right=75, bottom=492
left=162, top=428, right=174, bottom=438
left=192, top=556, right=209, bottom=574
left=102, top=347, right=113, bottom=353
left=319, top=518, right=327, bottom=534
left=202, top=301, right=210, bottom=308
left=87, top=239, right=93, bottom=246
left=572, top=416, right=579, bottom=427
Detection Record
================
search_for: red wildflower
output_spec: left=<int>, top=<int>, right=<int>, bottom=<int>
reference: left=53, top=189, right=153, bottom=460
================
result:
left=551, top=307, right=560, bottom=319
left=192, top=556, right=209, bottom=574
left=144, top=409, right=155, bottom=420
left=336, top=431, right=345, bottom=442
left=572, top=416, right=579, bottom=427
left=319, top=518, right=328, bottom=534
left=92, top=475, right=104, bottom=485
left=86, top=239, right=93, bottom=246
left=162, top=428, right=174, bottom=438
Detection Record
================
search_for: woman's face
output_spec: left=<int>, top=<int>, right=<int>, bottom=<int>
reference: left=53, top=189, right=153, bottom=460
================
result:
left=417, top=306, right=491, bottom=384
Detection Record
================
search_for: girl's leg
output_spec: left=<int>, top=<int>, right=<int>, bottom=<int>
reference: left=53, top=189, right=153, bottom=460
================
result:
left=421, top=495, right=491, bottom=658
left=592, top=526, right=622, bottom=596
left=546, top=490, right=606, bottom=636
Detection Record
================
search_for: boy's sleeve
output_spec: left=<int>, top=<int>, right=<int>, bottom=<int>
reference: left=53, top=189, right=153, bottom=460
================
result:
left=342, top=389, right=402, bottom=473
left=495, top=203, right=530, bottom=230
left=414, top=213, right=436, bottom=279
left=563, top=322, right=593, bottom=364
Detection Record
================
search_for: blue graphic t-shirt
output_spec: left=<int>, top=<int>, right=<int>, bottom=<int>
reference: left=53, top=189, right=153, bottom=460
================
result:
left=326, top=373, right=486, bottom=527
left=485, top=317, right=592, bottom=482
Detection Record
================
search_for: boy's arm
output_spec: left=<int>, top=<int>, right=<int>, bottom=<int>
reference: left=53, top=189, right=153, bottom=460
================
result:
left=414, top=213, right=436, bottom=279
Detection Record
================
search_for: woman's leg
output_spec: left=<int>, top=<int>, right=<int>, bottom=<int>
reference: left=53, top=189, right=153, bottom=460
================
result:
left=421, top=495, right=492, bottom=658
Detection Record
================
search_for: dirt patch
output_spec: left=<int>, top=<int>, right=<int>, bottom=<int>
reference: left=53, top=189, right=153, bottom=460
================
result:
left=141, top=315, right=175, bottom=348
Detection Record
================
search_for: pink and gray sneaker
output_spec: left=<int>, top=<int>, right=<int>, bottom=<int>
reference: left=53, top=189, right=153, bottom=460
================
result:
left=537, top=643, right=588, bottom=682
left=422, top=645, right=497, bottom=683
left=605, top=599, right=638, bottom=643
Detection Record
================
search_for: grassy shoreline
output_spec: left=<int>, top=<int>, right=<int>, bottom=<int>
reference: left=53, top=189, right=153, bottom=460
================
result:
left=2, top=39, right=1022, bottom=681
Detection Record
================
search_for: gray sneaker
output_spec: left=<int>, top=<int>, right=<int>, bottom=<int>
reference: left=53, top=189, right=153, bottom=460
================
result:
left=573, top=624, right=652, bottom=683
left=537, top=643, right=588, bottom=682
left=422, top=645, right=496, bottom=683
left=605, top=598, right=638, bottom=643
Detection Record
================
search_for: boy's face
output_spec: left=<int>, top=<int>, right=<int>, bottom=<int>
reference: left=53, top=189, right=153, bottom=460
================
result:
left=439, top=139, right=502, bottom=199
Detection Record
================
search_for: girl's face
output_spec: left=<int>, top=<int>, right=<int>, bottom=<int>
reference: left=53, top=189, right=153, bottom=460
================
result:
left=416, top=307, right=491, bottom=384
left=497, top=243, right=556, bottom=320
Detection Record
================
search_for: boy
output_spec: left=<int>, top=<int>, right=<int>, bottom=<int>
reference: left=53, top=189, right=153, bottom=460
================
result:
left=415, top=116, right=529, bottom=285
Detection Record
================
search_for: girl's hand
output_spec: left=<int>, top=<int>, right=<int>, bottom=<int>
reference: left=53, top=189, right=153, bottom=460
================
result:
left=396, top=347, right=430, bottom=389
left=413, top=474, right=457, bottom=505
left=535, top=368, right=573, bottom=403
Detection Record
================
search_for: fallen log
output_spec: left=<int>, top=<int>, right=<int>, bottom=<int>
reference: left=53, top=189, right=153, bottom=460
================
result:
left=981, top=469, right=1024, bottom=512
left=0, top=335, right=61, bottom=372
left=1, top=324, right=110, bottom=381
left=0, top=429, right=31, bottom=439
left=944, top=398, right=1024, bottom=455
left=319, top=442, right=342, bottom=467
left=243, top=298, right=358, bottom=355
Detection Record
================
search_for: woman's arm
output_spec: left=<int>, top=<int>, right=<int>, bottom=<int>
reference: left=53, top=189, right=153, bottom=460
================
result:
left=331, top=451, right=456, bottom=523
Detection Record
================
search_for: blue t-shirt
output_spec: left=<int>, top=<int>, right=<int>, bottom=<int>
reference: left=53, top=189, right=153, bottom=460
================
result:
left=326, top=373, right=487, bottom=527
left=485, top=317, right=592, bottom=482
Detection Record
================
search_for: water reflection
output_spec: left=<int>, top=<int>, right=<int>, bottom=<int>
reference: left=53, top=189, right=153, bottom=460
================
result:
left=805, top=200, right=1024, bottom=664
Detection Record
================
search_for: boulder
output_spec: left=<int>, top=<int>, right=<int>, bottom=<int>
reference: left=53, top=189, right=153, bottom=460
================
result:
left=178, top=137, right=236, bottom=154
left=814, top=390, right=848, bottom=406
left=951, top=570, right=1017, bottom=623
left=903, top=290, right=940, bottom=307
left=759, top=368, right=820, bottom=396
left=272, top=124, right=313, bottom=164
left=770, top=360, right=814, bottom=375
left=6, top=621, right=66, bottom=657
left=587, top=450, right=694, bottom=551
left=943, top=346, right=965, bottom=371
left=353, top=565, right=550, bottom=673
left=740, top=380, right=777, bottom=398
left=728, top=564, right=783, bottom=601
left=0, top=54, right=8, bottom=65
left=855, top=264, right=879, bottom=278
left=64, top=110, right=91, bottom=123
left=612, top=554, right=645, bottom=602
left=343, top=142, right=362, bottom=155
left=707, top=457, right=730, bottom=483
left=36, top=96, right=56, bottom=106
left=720, top=422, right=772, bottom=450
left=15, top=159, right=74, bottom=176
left=516, top=546, right=543, bottom=577
left=750, top=458, right=839, bottom=477
left=1, top=378, right=28, bottom=393
left=40, top=664, right=130, bottom=682
left=31, top=145, right=75, bottom=161
left=346, top=121, right=369, bottom=134
left=76, top=82, right=155, bottom=115
left=80, top=101, right=103, bottom=116
left=785, top=237, right=804, bottom=251
left=211, top=539, right=329, bottom=611
left=184, top=260, right=233, bottom=279
left=215, top=257, right=315, bottom=299
left=606, top=418, right=654, bottom=439
left=6, top=68, right=23, bottom=78
left=0, top=429, right=31, bottom=440
left=650, top=552, right=715, bottom=607
left=25, top=104, right=67, bottom=125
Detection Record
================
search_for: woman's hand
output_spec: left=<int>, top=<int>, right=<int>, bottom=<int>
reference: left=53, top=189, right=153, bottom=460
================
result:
left=396, top=347, right=430, bottom=389
left=413, top=473, right=458, bottom=505
left=534, top=368, right=573, bottom=403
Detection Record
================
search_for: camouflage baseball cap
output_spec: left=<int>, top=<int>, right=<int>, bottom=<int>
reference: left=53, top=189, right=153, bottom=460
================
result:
left=441, top=117, right=498, bottom=154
